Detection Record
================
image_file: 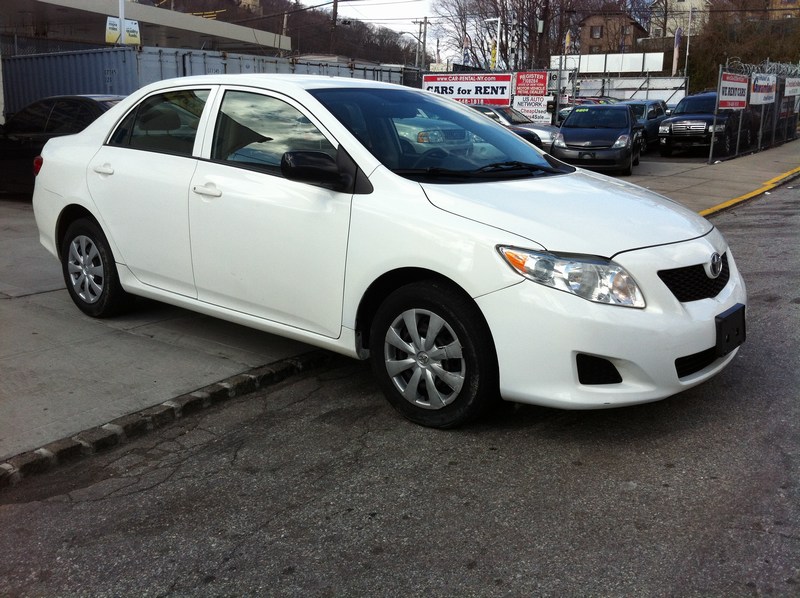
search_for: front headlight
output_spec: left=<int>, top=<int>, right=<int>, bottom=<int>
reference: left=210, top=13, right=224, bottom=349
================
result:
left=553, top=133, right=566, bottom=148
left=612, top=134, right=631, bottom=149
left=498, top=246, right=646, bottom=308
left=659, top=124, right=670, bottom=134
left=418, top=130, right=445, bottom=143
left=709, top=124, right=725, bottom=133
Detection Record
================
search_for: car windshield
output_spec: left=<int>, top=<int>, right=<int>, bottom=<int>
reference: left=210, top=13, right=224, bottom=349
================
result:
left=310, top=87, right=571, bottom=182
left=496, top=106, right=532, bottom=125
left=562, top=107, right=629, bottom=129
left=674, top=96, right=716, bottom=115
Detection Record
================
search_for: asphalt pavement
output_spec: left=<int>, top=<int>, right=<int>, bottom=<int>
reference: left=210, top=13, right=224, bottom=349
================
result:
left=1, top=140, right=798, bottom=484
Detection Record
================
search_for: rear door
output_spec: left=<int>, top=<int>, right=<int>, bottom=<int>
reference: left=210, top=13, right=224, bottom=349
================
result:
left=87, top=87, right=213, bottom=297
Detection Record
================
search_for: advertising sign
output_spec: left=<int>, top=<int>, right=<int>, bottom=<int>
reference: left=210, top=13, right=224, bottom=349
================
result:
left=515, top=71, right=548, bottom=96
left=422, top=74, right=512, bottom=106
left=785, top=77, right=800, bottom=98
left=512, top=71, right=550, bottom=123
left=750, top=73, right=777, bottom=105
left=105, top=16, right=141, bottom=45
left=718, top=72, right=748, bottom=109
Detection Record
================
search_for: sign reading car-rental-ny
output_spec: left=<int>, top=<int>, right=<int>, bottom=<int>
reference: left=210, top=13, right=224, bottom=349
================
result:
left=422, top=74, right=512, bottom=106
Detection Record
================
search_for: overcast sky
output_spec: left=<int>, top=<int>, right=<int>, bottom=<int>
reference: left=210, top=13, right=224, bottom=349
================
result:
left=336, top=0, right=435, bottom=34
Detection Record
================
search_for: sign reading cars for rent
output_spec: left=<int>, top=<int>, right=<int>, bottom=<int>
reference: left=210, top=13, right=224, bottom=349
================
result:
left=422, top=74, right=512, bottom=106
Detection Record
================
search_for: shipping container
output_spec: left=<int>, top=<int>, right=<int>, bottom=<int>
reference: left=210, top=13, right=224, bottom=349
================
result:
left=2, top=46, right=404, bottom=117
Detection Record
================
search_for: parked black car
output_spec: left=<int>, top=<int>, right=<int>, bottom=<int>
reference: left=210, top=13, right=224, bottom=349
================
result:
left=657, top=92, right=755, bottom=157
left=620, top=99, right=668, bottom=152
left=551, top=104, right=642, bottom=176
left=0, top=95, right=124, bottom=194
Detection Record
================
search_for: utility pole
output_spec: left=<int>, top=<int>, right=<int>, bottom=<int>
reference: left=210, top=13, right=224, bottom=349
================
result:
left=330, top=0, right=338, bottom=54
left=412, top=18, right=428, bottom=69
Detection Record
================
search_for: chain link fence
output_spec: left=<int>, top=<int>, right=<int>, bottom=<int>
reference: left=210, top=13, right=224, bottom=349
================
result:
left=713, top=59, right=799, bottom=162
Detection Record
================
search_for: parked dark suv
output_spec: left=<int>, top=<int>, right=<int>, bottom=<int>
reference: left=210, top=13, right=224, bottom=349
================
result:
left=658, top=92, right=755, bottom=157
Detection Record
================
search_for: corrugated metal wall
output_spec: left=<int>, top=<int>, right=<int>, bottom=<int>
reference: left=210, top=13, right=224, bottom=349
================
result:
left=2, top=47, right=405, bottom=116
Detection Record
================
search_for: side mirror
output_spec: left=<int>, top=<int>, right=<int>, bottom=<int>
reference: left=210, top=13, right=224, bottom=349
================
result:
left=281, top=151, right=351, bottom=191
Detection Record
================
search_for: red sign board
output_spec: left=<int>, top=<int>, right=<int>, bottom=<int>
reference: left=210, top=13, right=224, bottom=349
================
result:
left=422, top=74, right=512, bottom=106
left=515, top=72, right=548, bottom=97
left=718, top=72, right=749, bottom=110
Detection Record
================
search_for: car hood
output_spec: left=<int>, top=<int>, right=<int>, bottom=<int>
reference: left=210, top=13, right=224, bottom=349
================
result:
left=420, top=170, right=711, bottom=256
left=664, top=111, right=717, bottom=123
left=560, top=126, right=625, bottom=147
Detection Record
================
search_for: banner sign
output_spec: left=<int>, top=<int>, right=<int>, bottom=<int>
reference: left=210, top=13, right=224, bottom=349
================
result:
left=422, top=74, right=512, bottom=106
left=515, top=71, right=548, bottom=96
left=106, top=17, right=141, bottom=45
left=750, top=73, right=777, bottom=105
left=718, top=72, right=748, bottom=110
left=511, top=72, right=550, bottom=122
left=785, top=77, right=800, bottom=98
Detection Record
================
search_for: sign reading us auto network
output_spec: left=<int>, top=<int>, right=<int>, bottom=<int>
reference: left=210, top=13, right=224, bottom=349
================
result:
left=422, top=74, right=512, bottom=106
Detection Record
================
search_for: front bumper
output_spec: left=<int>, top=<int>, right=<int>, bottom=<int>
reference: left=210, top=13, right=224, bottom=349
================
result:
left=476, top=229, right=746, bottom=409
left=659, top=132, right=723, bottom=148
left=550, top=146, right=631, bottom=171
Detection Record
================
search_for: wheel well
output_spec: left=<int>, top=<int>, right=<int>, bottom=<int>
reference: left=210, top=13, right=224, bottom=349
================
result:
left=355, top=267, right=493, bottom=354
left=55, top=205, right=100, bottom=259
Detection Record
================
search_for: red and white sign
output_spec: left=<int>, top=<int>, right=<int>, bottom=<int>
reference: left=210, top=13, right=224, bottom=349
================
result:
left=784, top=77, right=800, bottom=98
left=422, top=74, right=512, bottom=106
left=750, top=73, right=777, bottom=105
left=515, top=71, right=548, bottom=97
left=718, top=72, right=748, bottom=110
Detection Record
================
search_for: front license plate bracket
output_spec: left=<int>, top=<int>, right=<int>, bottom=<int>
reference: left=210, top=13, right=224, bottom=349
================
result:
left=715, top=303, right=746, bottom=357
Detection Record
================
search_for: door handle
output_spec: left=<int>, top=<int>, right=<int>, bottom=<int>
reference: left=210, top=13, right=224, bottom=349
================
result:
left=93, top=164, right=114, bottom=175
left=192, top=184, right=222, bottom=198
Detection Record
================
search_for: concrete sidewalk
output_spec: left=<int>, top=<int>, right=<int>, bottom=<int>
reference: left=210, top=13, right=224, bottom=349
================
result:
left=1, top=140, right=798, bottom=469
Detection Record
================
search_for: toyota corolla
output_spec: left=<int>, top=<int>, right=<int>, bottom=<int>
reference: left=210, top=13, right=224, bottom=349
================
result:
left=32, top=75, right=746, bottom=428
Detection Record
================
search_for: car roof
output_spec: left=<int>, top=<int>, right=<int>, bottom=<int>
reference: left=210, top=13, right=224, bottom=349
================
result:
left=140, top=74, right=403, bottom=94
left=38, top=94, right=127, bottom=102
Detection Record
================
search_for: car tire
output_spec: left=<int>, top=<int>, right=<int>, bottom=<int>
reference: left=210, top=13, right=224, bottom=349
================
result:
left=368, top=280, right=498, bottom=428
left=639, top=133, right=648, bottom=154
left=633, top=143, right=640, bottom=167
left=620, top=153, right=633, bottom=176
left=61, top=218, right=130, bottom=318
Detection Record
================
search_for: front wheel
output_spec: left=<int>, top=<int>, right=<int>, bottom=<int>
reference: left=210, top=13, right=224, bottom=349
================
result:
left=60, top=219, right=130, bottom=318
left=368, top=281, right=498, bottom=428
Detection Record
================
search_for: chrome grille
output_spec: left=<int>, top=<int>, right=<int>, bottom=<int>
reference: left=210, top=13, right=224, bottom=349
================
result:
left=672, top=121, right=707, bottom=134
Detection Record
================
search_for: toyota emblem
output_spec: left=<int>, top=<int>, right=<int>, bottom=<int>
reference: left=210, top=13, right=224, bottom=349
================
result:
left=709, top=253, right=723, bottom=279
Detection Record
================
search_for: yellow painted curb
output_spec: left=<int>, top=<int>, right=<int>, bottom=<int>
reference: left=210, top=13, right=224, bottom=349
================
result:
left=699, top=164, right=800, bottom=216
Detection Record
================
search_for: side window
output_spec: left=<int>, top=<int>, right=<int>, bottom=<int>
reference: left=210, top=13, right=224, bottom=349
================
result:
left=211, top=90, right=336, bottom=175
left=8, top=101, right=53, bottom=135
left=109, top=89, right=209, bottom=157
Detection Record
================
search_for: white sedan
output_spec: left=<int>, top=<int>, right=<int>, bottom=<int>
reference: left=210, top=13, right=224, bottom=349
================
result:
left=32, top=75, right=746, bottom=428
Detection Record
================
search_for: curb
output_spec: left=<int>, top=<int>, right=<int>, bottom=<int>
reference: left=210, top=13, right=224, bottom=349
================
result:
left=0, top=351, right=334, bottom=490
left=700, top=163, right=800, bottom=217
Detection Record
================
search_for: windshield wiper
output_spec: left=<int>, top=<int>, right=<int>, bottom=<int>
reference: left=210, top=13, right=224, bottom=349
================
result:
left=392, top=167, right=473, bottom=177
left=474, top=161, right=562, bottom=175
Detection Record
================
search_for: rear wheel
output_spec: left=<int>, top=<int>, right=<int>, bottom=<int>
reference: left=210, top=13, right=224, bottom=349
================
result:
left=60, top=219, right=130, bottom=318
left=368, top=281, right=498, bottom=428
